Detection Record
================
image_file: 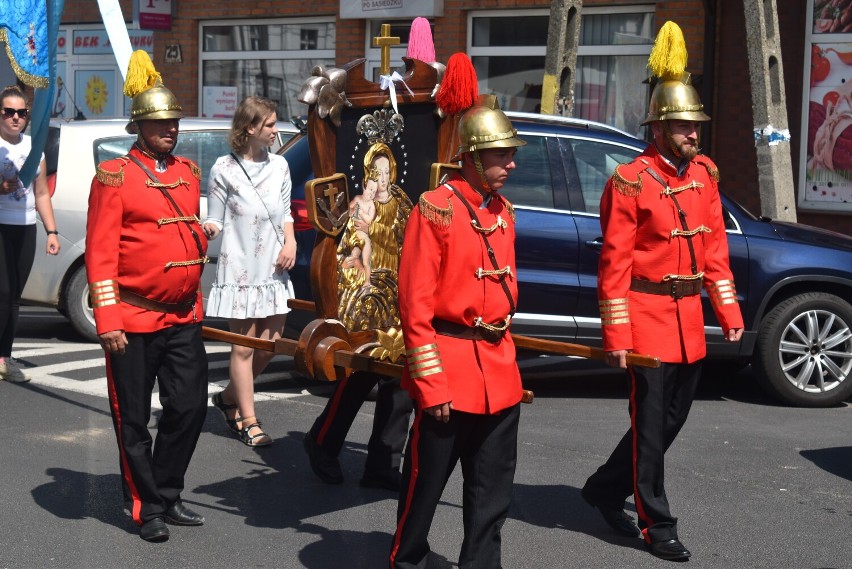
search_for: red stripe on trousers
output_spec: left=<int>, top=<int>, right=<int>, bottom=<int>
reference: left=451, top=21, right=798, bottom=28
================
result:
left=105, top=355, right=144, bottom=525
left=628, top=366, right=653, bottom=543
left=389, top=408, right=423, bottom=568
left=315, top=374, right=352, bottom=445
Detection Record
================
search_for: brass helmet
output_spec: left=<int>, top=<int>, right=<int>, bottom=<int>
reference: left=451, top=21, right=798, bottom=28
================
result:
left=642, top=75, right=710, bottom=125
left=123, top=50, right=183, bottom=134
left=641, top=21, right=710, bottom=126
left=454, top=97, right=526, bottom=160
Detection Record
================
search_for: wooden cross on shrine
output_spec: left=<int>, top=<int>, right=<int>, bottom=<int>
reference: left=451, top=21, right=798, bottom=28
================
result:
left=372, top=23, right=400, bottom=76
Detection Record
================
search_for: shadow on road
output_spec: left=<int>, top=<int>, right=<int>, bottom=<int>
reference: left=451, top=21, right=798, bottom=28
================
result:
left=799, top=446, right=852, bottom=482
left=510, top=482, right=646, bottom=552
left=32, top=468, right=134, bottom=535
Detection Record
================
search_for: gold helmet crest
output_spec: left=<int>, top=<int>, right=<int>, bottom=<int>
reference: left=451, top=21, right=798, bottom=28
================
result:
left=122, top=50, right=183, bottom=133
left=642, top=21, right=710, bottom=126
left=454, top=96, right=526, bottom=161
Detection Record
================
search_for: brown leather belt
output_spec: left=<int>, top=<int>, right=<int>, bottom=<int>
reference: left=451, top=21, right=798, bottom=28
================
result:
left=630, top=277, right=702, bottom=299
left=432, top=317, right=506, bottom=344
left=119, top=288, right=196, bottom=313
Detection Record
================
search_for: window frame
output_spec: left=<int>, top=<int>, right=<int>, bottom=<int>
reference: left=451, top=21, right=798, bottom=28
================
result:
left=197, top=17, right=336, bottom=117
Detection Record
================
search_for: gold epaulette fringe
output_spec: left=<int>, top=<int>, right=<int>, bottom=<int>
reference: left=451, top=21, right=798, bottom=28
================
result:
left=418, top=194, right=453, bottom=227
left=96, top=160, right=127, bottom=187
left=612, top=165, right=642, bottom=196
left=498, top=196, right=516, bottom=222
left=175, top=157, right=202, bottom=180
left=704, top=163, right=720, bottom=182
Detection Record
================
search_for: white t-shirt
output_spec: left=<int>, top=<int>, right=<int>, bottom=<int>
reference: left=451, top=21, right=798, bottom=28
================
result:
left=0, top=134, right=44, bottom=225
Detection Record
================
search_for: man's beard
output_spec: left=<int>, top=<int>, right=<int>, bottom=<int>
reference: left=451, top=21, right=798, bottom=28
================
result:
left=667, top=134, right=699, bottom=160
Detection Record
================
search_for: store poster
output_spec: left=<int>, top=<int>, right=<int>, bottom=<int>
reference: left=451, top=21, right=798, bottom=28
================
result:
left=75, top=70, right=116, bottom=118
left=802, top=1, right=852, bottom=209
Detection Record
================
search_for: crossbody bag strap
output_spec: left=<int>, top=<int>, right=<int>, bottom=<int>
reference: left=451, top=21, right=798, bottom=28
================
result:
left=643, top=166, right=699, bottom=276
left=126, top=153, right=207, bottom=261
left=446, top=183, right=516, bottom=316
left=229, top=152, right=284, bottom=246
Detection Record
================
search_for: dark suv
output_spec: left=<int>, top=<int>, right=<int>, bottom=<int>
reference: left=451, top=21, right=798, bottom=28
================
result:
left=281, top=112, right=852, bottom=408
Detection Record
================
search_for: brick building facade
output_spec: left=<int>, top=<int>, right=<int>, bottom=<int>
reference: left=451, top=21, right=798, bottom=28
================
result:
left=57, top=0, right=849, bottom=235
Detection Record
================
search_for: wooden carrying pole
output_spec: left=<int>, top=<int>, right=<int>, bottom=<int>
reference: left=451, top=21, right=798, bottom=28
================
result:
left=512, top=334, right=660, bottom=368
left=201, top=326, right=535, bottom=403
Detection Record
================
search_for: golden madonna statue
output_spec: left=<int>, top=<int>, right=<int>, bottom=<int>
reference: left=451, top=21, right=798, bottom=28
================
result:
left=337, top=142, right=413, bottom=330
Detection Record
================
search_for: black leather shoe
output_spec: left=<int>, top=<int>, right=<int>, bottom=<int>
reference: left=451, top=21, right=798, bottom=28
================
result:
left=647, top=538, right=691, bottom=561
left=139, top=517, right=169, bottom=542
left=303, top=433, right=344, bottom=484
left=164, top=501, right=205, bottom=526
left=581, top=487, right=641, bottom=538
left=360, top=469, right=401, bottom=491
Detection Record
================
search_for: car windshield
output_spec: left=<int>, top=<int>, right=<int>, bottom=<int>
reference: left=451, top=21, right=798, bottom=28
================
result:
left=94, top=131, right=234, bottom=195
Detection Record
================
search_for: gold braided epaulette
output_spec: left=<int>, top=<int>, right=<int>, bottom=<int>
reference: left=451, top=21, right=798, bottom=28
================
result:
left=695, top=155, right=720, bottom=182
left=612, top=163, right=642, bottom=197
left=496, top=195, right=516, bottom=222
left=418, top=191, right=453, bottom=228
left=175, top=157, right=202, bottom=180
left=95, top=157, right=129, bottom=187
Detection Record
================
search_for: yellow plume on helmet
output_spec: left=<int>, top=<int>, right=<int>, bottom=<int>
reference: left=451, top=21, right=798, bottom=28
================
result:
left=123, top=50, right=162, bottom=97
left=647, top=21, right=688, bottom=82
left=122, top=50, right=183, bottom=134
left=641, top=21, right=709, bottom=125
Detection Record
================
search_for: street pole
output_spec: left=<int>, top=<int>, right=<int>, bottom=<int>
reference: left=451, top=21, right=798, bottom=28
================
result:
left=742, top=0, right=798, bottom=222
left=540, top=0, right=582, bottom=116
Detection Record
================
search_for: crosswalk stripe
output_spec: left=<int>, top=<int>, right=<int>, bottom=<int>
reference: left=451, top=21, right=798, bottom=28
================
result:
left=12, top=343, right=308, bottom=409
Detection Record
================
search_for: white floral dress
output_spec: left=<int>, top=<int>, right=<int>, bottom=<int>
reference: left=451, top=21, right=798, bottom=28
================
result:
left=204, top=152, right=295, bottom=319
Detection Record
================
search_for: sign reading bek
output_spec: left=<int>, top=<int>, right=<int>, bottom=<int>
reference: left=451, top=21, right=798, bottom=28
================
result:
left=339, top=0, right=443, bottom=19
left=70, top=30, right=155, bottom=56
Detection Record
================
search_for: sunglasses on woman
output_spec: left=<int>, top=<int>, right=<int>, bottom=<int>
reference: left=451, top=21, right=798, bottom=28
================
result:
left=2, top=108, right=28, bottom=119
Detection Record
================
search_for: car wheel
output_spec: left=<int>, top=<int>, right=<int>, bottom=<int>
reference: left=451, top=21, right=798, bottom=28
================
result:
left=65, top=266, right=99, bottom=343
left=754, top=292, right=852, bottom=407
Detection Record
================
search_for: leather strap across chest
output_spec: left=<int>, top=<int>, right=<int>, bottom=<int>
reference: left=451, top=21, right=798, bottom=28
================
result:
left=643, top=166, right=699, bottom=276
left=446, top=183, right=516, bottom=317
left=126, top=154, right=207, bottom=263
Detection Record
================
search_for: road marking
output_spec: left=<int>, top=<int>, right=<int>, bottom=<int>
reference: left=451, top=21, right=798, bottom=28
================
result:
left=12, top=342, right=310, bottom=409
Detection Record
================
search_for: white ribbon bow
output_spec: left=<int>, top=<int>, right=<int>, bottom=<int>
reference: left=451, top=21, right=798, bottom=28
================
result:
left=379, top=71, right=414, bottom=114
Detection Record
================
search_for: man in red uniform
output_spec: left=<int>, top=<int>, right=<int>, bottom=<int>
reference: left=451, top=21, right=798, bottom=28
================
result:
left=85, top=51, right=209, bottom=543
left=580, top=22, right=744, bottom=562
left=389, top=100, right=525, bottom=569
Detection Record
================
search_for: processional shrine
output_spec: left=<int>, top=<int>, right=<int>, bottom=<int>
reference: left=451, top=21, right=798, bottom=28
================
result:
left=201, top=25, right=658, bottom=397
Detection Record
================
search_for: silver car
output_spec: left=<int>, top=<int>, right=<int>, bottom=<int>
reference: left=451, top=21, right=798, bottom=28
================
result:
left=23, top=117, right=297, bottom=341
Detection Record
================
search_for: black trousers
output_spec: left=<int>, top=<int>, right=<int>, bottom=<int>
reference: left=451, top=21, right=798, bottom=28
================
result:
left=0, top=223, right=35, bottom=357
left=583, top=361, right=702, bottom=543
left=309, top=371, right=413, bottom=475
left=105, top=323, right=208, bottom=525
left=390, top=404, right=520, bottom=569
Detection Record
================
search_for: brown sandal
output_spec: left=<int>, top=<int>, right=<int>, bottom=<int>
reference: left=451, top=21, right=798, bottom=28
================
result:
left=238, top=416, right=272, bottom=447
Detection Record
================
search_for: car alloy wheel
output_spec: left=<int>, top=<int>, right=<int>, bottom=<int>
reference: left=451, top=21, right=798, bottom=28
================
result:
left=755, top=292, right=852, bottom=407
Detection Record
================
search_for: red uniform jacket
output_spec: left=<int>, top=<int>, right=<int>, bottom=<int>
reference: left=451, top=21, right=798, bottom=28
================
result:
left=598, top=145, right=744, bottom=363
left=398, top=175, right=523, bottom=414
left=85, top=146, right=208, bottom=335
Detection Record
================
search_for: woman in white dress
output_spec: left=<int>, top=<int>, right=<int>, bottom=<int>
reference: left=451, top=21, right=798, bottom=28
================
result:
left=202, top=96, right=296, bottom=447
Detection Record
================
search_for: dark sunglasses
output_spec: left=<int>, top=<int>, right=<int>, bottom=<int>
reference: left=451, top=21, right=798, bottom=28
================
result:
left=2, top=108, right=28, bottom=119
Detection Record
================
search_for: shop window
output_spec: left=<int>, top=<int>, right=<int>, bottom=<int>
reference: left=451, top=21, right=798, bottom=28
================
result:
left=200, top=19, right=335, bottom=120
left=468, top=7, right=654, bottom=137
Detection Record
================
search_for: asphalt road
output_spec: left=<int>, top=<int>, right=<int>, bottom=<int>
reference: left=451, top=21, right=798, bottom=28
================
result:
left=1, top=308, right=850, bottom=568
